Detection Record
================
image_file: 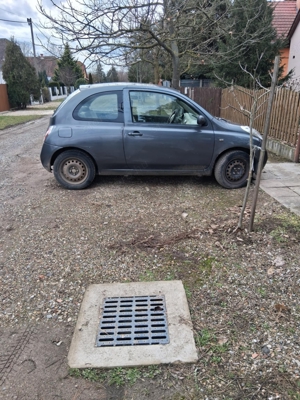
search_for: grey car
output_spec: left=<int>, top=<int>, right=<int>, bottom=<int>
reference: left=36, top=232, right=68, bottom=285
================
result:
left=40, top=82, right=267, bottom=190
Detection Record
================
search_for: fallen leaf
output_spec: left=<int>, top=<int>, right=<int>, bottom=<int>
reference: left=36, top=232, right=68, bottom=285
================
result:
left=273, top=256, right=285, bottom=267
left=267, top=267, right=275, bottom=276
left=218, top=337, right=228, bottom=345
left=252, top=353, right=259, bottom=359
left=274, top=304, right=290, bottom=313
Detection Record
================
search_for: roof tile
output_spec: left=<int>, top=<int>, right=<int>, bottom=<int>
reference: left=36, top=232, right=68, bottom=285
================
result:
left=272, top=1, right=298, bottom=37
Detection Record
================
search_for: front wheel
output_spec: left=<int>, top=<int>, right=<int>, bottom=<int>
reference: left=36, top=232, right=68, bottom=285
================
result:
left=214, top=150, right=250, bottom=189
left=53, top=150, right=96, bottom=190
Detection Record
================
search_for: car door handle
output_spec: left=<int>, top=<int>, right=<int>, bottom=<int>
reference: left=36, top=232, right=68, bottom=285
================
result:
left=127, top=131, right=143, bottom=136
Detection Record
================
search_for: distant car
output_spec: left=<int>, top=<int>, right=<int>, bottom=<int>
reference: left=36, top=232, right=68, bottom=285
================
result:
left=40, top=83, right=267, bottom=190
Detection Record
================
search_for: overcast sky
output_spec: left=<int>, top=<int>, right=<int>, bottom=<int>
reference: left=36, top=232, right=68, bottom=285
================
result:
left=0, top=0, right=59, bottom=54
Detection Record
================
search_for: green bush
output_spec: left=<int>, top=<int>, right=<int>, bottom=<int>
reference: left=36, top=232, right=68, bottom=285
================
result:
left=3, top=39, right=40, bottom=109
left=75, top=78, right=88, bottom=89
left=48, top=81, right=60, bottom=88
left=42, top=87, right=51, bottom=103
left=7, top=84, right=30, bottom=109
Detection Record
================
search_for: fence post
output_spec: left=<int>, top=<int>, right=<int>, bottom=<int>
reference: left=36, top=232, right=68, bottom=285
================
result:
left=294, top=128, right=300, bottom=163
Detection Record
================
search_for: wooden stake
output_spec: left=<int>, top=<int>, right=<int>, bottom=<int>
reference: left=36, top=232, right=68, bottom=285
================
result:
left=249, top=56, right=280, bottom=232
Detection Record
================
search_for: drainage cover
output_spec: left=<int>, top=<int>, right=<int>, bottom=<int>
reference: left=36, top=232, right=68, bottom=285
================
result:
left=96, top=295, right=169, bottom=347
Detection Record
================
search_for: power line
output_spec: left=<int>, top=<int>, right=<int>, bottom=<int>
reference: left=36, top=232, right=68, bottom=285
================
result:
left=0, top=7, right=21, bottom=16
left=0, top=18, right=27, bottom=24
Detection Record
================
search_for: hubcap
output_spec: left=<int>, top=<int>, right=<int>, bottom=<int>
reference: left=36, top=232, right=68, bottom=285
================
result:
left=225, top=159, right=246, bottom=182
left=61, top=159, right=87, bottom=183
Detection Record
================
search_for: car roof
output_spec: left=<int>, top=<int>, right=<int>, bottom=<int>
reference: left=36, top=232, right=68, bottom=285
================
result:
left=79, top=82, right=179, bottom=93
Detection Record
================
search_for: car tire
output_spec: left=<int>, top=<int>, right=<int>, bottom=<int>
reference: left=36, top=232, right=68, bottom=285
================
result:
left=53, top=150, right=96, bottom=190
left=214, top=150, right=250, bottom=189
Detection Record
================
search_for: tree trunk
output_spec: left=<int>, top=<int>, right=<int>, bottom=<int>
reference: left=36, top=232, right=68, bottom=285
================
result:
left=154, top=63, right=160, bottom=85
left=171, top=42, right=180, bottom=89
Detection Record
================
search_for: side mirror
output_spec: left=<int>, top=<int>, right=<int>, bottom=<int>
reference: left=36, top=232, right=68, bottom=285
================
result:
left=197, top=115, right=207, bottom=126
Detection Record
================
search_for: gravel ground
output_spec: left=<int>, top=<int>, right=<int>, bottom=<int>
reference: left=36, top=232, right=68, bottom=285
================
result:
left=0, top=118, right=300, bottom=399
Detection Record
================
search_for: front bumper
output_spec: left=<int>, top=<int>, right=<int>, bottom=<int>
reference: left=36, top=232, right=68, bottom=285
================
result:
left=253, top=148, right=268, bottom=177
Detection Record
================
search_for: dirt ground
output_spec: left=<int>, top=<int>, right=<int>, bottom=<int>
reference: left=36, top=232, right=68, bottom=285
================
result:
left=0, top=118, right=300, bottom=399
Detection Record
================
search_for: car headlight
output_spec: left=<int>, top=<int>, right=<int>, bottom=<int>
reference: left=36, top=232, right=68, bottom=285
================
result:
left=240, top=126, right=262, bottom=140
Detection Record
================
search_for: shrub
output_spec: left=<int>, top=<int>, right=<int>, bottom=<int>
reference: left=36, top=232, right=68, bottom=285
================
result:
left=42, top=87, right=51, bottom=103
left=75, top=78, right=88, bottom=89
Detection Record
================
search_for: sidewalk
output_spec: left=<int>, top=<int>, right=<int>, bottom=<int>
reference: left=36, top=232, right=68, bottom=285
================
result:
left=260, top=162, right=300, bottom=216
left=1, top=102, right=57, bottom=116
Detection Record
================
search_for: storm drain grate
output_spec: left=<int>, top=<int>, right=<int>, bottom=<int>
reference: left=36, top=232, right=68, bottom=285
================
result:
left=96, top=295, right=169, bottom=347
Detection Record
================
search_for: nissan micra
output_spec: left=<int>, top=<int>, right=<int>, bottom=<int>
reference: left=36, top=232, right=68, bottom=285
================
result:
left=40, top=82, right=267, bottom=190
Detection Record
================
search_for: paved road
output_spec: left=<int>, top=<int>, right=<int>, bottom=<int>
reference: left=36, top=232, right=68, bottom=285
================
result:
left=261, top=162, right=300, bottom=216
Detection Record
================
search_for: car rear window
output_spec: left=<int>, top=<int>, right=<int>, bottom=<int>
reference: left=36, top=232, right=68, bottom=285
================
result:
left=73, top=91, right=123, bottom=122
left=50, top=90, right=80, bottom=117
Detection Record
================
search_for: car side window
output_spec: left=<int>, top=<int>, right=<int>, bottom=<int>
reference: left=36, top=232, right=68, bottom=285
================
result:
left=73, top=91, right=123, bottom=122
left=129, top=91, right=200, bottom=125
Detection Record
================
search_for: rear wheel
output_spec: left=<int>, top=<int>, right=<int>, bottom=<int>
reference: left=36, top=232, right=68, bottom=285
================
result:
left=53, top=150, right=96, bottom=190
left=214, top=150, right=249, bottom=189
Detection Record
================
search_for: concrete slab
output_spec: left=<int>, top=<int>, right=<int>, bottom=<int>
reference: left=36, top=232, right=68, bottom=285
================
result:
left=260, top=187, right=299, bottom=198
left=260, top=170, right=279, bottom=180
left=271, top=197, right=300, bottom=210
left=68, top=281, right=198, bottom=368
left=291, top=187, right=300, bottom=196
left=260, top=179, right=286, bottom=188
left=284, top=180, right=300, bottom=187
left=260, top=163, right=300, bottom=217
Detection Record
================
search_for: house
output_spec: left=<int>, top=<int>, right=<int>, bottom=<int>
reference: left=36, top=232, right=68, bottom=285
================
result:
left=77, top=61, right=88, bottom=80
left=27, top=55, right=58, bottom=81
left=287, top=1, right=300, bottom=84
left=27, top=55, right=88, bottom=81
left=272, top=0, right=298, bottom=77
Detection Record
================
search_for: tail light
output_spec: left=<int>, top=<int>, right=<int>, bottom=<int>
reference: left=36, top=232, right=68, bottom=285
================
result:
left=44, top=126, right=54, bottom=141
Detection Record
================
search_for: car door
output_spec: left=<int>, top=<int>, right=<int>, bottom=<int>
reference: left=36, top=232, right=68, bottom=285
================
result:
left=123, top=89, right=215, bottom=171
left=71, top=90, right=126, bottom=169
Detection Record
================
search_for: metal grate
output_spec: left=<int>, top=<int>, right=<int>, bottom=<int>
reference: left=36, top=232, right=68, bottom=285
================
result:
left=96, top=295, right=169, bottom=347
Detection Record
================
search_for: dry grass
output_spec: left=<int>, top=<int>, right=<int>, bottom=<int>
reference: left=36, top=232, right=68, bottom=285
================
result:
left=0, top=115, right=43, bottom=130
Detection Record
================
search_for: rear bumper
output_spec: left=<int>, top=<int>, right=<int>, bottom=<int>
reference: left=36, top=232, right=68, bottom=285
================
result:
left=40, top=143, right=61, bottom=172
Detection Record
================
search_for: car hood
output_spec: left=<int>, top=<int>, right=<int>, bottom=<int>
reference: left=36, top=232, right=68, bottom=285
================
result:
left=212, top=117, right=262, bottom=140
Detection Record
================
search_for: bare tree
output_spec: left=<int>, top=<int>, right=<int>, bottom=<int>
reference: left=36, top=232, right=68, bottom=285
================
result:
left=18, top=41, right=33, bottom=57
left=117, top=68, right=128, bottom=82
left=219, top=56, right=280, bottom=231
left=57, top=66, right=78, bottom=93
left=37, top=0, right=234, bottom=89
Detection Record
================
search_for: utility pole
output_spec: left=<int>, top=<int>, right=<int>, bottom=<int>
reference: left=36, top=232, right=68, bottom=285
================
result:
left=27, top=18, right=43, bottom=104
left=27, top=18, right=37, bottom=61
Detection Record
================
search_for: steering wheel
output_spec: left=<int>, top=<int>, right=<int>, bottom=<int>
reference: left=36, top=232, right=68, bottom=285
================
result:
left=168, top=108, right=183, bottom=124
